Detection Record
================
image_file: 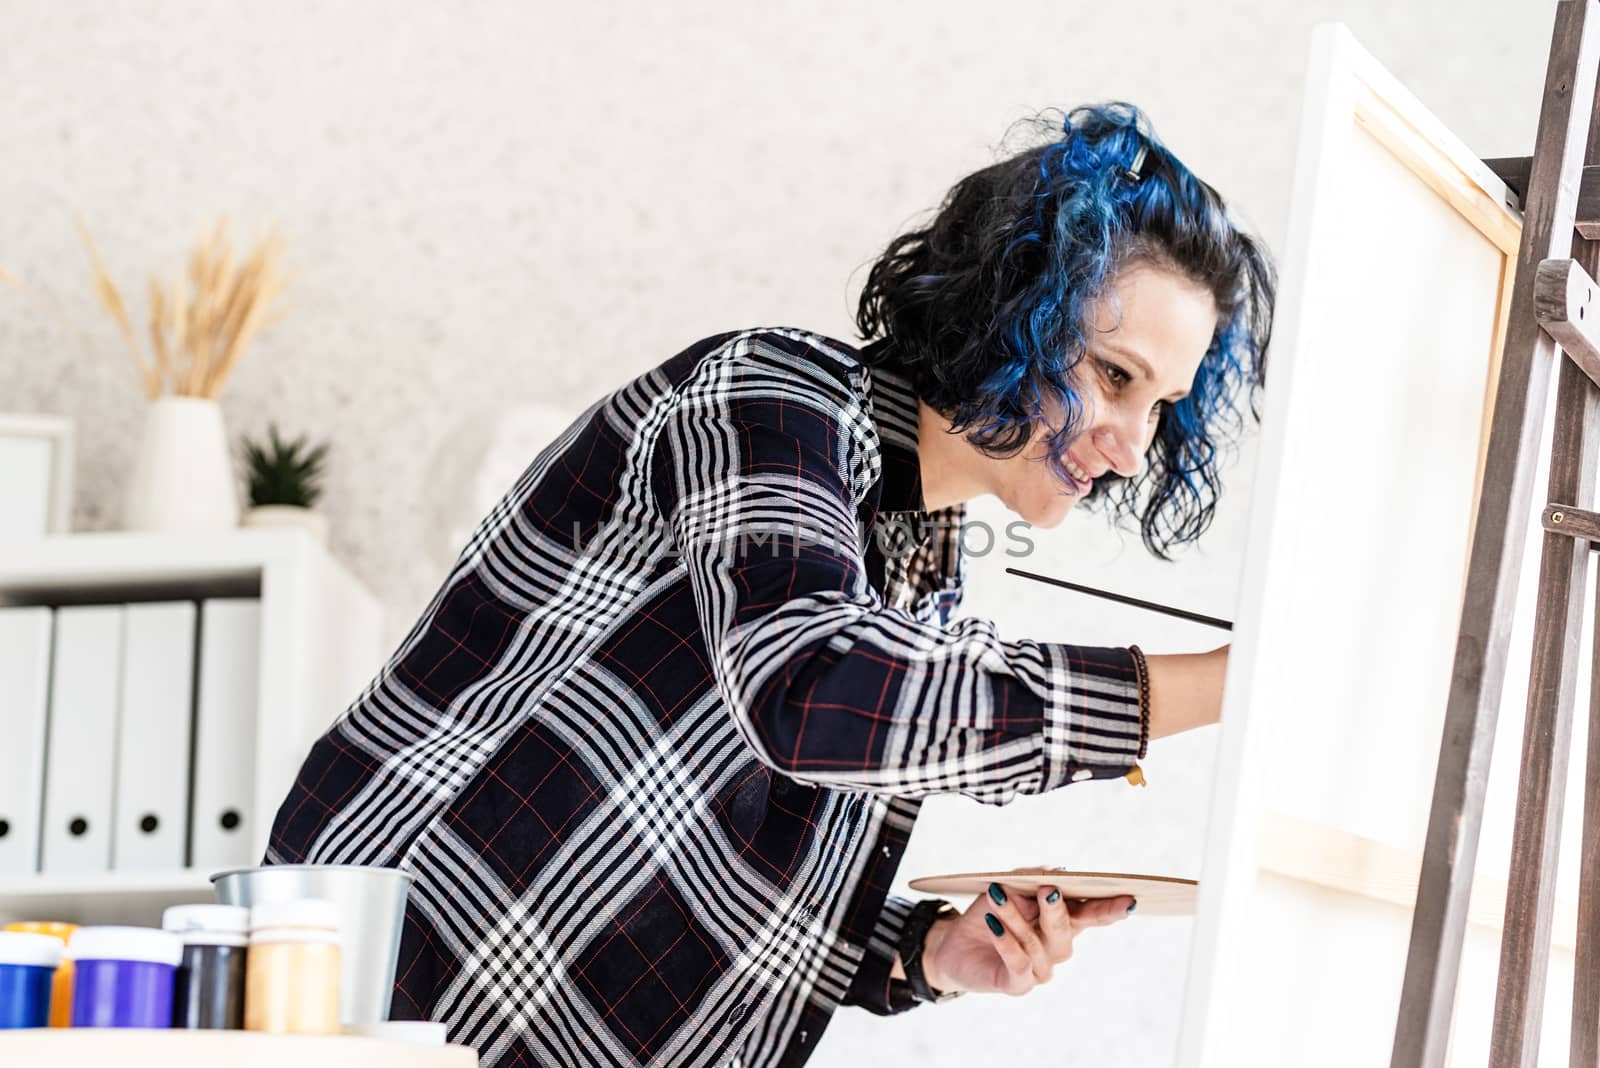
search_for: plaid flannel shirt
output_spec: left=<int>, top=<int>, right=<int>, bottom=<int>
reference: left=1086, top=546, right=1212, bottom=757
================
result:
left=266, top=327, right=1145, bottom=1067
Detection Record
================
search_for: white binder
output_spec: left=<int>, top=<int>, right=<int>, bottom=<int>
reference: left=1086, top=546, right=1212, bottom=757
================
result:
left=40, top=604, right=124, bottom=874
left=191, top=598, right=261, bottom=870
left=112, top=601, right=196, bottom=871
left=0, top=607, right=54, bottom=876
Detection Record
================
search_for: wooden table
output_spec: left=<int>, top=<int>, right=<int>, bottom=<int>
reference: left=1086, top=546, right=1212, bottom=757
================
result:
left=0, top=1030, right=478, bottom=1066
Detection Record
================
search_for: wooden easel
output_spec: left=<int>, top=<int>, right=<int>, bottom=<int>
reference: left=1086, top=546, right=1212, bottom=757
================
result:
left=1393, top=2, right=1600, bottom=1065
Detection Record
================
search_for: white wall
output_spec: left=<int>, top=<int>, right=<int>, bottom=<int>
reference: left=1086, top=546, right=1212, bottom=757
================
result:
left=0, top=2, right=1559, bottom=1064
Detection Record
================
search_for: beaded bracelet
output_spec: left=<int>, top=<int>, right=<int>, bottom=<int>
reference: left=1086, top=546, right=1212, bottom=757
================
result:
left=1128, top=643, right=1152, bottom=759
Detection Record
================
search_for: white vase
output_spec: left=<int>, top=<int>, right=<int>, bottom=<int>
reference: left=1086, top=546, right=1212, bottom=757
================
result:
left=123, top=396, right=240, bottom=532
left=243, top=504, right=329, bottom=546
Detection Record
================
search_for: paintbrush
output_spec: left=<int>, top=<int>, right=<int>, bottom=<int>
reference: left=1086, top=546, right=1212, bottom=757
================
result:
left=1005, top=567, right=1233, bottom=631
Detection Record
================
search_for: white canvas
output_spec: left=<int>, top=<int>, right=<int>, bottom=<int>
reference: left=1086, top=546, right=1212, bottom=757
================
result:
left=1177, top=23, right=1526, bottom=1066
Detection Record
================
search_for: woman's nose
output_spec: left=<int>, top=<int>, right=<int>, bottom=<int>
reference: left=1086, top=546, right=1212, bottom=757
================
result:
left=1091, top=421, right=1144, bottom=478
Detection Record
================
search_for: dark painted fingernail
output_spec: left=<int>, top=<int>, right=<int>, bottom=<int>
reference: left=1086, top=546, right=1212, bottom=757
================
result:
left=985, top=913, right=1005, bottom=937
left=1127, top=899, right=1138, bottom=914
left=988, top=882, right=1007, bottom=906
left=1046, top=889, right=1061, bottom=904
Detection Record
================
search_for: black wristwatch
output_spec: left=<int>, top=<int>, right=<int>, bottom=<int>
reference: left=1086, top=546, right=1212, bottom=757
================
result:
left=898, top=899, right=963, bottom=1003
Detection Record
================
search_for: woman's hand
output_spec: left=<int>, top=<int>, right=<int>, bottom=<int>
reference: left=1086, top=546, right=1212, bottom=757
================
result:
left=920, top=883, right=1135, bottom=996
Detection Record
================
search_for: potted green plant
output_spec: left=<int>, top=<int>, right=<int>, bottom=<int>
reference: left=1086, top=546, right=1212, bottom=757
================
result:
left=239, top=424, right=331, bottom=544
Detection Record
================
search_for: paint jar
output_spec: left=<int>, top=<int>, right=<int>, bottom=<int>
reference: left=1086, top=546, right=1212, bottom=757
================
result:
left=4, top=922, right=76, bottom=1027
left=66, top=926, right=182, bottom=1028
left=0, top=931, right=62, bottom=1029
left=163, top=904, right=249, bottom=1029
left=244, top=899, right=341, bottom=1034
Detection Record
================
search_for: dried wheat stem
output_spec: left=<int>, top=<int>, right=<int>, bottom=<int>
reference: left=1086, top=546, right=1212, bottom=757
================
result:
left=147, top=276, right=172, bottom=392
left=76, top=214, right=159, bottom=400
left=184, top=224, right=215, bottom=396
left=205, top=228, right=286, bottom=399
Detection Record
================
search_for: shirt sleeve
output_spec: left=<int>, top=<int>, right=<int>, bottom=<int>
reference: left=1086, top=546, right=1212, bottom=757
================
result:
left=648, top=331, right=1144, bottom=804
left=841, top=894, right=923, bottom=1015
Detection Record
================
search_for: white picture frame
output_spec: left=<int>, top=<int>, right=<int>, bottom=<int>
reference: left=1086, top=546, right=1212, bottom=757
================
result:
left=0, top=414, right=75, bottom=541
left=1176, top=23, right=1524, bottom=1066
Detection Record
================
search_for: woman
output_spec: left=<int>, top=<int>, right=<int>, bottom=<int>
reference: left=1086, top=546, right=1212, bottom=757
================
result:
left=267, top=102, right=1274, bottom=1067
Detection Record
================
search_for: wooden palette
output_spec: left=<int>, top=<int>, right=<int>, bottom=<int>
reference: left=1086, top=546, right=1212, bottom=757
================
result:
left=908, top=869, right=1198, bottom=916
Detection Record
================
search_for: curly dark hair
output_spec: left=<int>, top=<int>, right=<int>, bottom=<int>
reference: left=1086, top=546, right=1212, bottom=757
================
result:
left=855, top=102, right=1276, bottom=558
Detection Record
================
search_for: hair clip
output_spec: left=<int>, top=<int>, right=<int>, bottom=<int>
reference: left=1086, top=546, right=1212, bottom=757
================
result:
left=1123, top=145, right=1149, bottom=183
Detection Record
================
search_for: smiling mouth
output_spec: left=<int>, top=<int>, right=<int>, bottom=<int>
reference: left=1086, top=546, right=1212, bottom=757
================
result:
left=1064, top=456, right=1097, bottom=492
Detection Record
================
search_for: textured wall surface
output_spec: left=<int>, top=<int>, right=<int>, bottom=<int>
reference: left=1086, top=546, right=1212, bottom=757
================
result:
left=0, top=1, right=1556, bottom=1063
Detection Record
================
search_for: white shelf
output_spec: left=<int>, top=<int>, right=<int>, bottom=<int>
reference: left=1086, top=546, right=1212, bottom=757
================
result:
left=0, top=869, right=215, bottom=925
left=0, top=868, right=214, bottom=896
left=0, top=529, right=385, bottom=925
left=0, top=1031, right=476, bottom=1067
left=0, top=527, right=336, bottom=593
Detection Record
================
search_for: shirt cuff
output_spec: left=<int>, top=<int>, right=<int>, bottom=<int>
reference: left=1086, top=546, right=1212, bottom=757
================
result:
left=843, top=894, right=923, bottom=1015
left=1040, top=643, right=1145, bottom=788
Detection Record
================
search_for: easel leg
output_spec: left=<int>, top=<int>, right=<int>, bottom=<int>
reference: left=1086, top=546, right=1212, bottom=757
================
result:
left=1575, top=570, right=1600, bottom=1066
left=1491, top=354, right=1600, bottom=1067
left=1392, top=4, right=1600, bottom=1065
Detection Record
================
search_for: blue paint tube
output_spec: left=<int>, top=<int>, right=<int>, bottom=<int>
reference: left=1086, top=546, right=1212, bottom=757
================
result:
left=0, top=931, right=63, bottom=1029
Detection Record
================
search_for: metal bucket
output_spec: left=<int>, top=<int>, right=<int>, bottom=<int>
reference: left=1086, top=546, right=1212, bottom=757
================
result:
left=211, top=864, right=414, bottom=1028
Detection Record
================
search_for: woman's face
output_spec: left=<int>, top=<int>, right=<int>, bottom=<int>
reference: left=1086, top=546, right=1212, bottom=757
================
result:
left=992, top=260, right=1221, bottom=528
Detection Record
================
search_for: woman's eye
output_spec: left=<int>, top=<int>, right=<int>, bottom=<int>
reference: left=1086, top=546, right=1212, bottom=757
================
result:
left=1149, top=400, right=1170, bottom=422
left=1100, top=360, right=1131, bottom=387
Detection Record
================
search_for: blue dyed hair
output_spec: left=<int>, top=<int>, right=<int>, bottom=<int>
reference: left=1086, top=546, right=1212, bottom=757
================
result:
left=855, top=103, right=1276, bottom=557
